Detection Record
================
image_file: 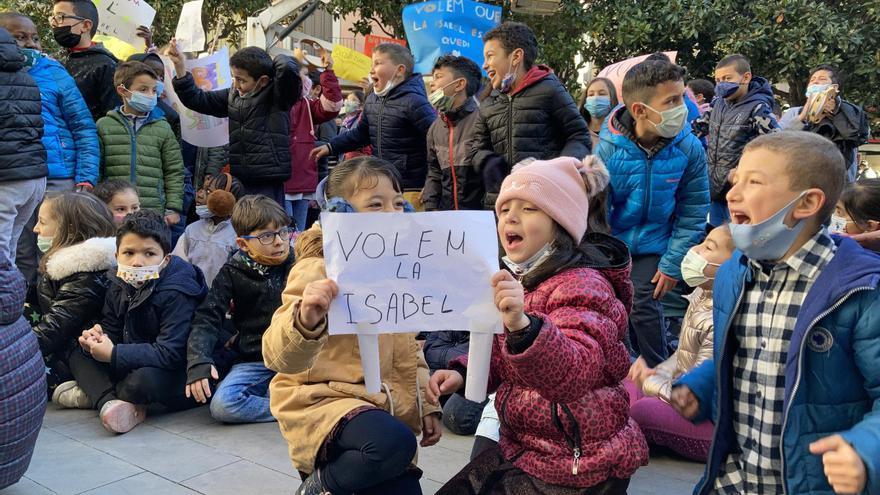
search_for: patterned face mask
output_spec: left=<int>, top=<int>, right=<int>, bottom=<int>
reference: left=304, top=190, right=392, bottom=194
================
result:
left=117, top=260, right=165, bottom=287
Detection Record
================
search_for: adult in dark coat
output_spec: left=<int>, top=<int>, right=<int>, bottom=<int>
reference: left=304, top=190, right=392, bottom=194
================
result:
left=0, top=27, right=47, bottom=266
left=0, top=258, right=46, bottom=490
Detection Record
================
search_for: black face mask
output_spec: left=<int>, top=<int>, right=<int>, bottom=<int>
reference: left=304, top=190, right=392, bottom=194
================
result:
left=52, top=25, right=82, bottom=48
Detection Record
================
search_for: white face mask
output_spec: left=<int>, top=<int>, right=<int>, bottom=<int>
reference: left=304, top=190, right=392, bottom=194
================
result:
left=502, top=243, right=554, bottom=277
left=117, top=261, right=164, bottom=287
left=374, top=69, right=402, bottom=97
left=829, top=214, right=849, bottom=234
left=195, top=204, right=213, bottom=219
left=680, top=248, right=720, bottom=288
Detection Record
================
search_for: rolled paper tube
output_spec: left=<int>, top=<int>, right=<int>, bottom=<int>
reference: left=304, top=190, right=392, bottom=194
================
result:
left=465, top=331, right=493, bottom=402
left=357, top=333, right=382, bottom=394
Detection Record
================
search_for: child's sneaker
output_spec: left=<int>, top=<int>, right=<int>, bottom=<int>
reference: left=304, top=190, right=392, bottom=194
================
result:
left=295, top=470, right=329, bottom=495
left=51, top=381, right=91, bottom=409
left=100, top=400, right=146, bottom=434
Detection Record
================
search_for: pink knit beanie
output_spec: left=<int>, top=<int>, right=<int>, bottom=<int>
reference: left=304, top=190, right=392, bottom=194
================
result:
left=495, top=156, right=609, bottom=243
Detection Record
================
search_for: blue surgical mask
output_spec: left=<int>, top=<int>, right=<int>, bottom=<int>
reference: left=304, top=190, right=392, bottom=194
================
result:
left=195, top=204, right=212, bottom=219
left=155, top=80, right=165, bottom=97
left=715, top=80, right=743, bottom=99
left=643, top=102, right=688, bottom=138
left=502, top=243, right=554, bottom=277
left=125, top=88, right=157, bottom=113
left=729, top=192, right=808, bottom=261
left=584, top=96, right=612, bottom=119
left=806, top=83, right=830, bottom=97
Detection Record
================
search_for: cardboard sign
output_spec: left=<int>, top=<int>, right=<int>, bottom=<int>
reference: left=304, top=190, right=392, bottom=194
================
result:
left=597, top=52, right=678, bottom=103
left=363, top=34, right=407, bottom=56
left=161, top=48, right=231, bottom=148
left=175, top=0, right=206, bottom=53
left=332, top=44, right=373, bottom=82
left=402, top=0, right=502, bottom=75
left=92, top=0, right=156, bottom=48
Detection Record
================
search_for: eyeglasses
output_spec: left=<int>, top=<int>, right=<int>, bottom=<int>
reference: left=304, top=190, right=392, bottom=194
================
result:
left=241, top=227, right=293, bottom=245
left=48, top=13, right=85, bottom=26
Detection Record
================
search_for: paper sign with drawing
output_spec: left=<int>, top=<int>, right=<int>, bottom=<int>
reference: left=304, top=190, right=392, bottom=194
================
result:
left=322, top=211, right=501, bottom=400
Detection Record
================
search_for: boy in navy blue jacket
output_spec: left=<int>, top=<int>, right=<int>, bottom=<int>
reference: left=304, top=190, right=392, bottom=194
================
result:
left=673, top=131, right=880, bottom=495
left=59, top=210, right=207, bottom=434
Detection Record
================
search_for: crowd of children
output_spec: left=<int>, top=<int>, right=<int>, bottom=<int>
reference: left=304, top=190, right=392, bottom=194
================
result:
left=0, top=4, right=878, bottom=495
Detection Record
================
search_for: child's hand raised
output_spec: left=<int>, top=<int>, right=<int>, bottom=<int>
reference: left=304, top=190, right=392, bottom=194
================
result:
left=492, top=270, right=530, bottom=332
left=426, top=369, right=463, bottom=405
left=809, top=435, right=867, bottom=494
left=167, top=39, right=186, bottom=79
left=299, top=279, right=338, bottom=330
left=420, top=412, right=442, bottom=447
left=670, top=385, right=700, bottom=419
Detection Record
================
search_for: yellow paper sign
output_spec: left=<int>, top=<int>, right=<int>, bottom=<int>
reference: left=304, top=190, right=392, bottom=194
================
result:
left=94, top=34, right=140, bottom=61
left=332, top=44, right=372, bottom=82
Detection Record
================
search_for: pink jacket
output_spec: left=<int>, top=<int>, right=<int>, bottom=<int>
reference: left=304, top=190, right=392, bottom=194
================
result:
left=456, top=236, right=648, bottom=487
left=285, top=70, right=343, bottom=195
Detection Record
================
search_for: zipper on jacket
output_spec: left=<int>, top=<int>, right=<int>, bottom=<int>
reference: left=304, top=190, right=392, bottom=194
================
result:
left=506, top=95, right=514, bottom=167
left=640, top=160, right=653, bottom=225
left=779, top=285, right=873, bottom=495
left=697, top=281, right=746, bottom=495
left=550, top=402, right=582, bottom=475
left=377, top=97, right=387, bottom=159
left=448, top=121, right=459, bottom=210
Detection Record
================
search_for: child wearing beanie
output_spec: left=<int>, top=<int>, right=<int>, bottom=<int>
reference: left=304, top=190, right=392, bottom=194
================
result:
left=428, top=156, right=648, bottom=494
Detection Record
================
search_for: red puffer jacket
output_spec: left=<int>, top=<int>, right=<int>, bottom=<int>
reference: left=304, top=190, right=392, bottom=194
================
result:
left=457, top=234, right=648, bottom=488
left=285, top=69, right=343, bottom=195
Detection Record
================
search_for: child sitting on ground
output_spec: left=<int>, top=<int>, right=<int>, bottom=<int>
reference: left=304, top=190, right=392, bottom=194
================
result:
left=93, top=179, right=140, bottom=225
left=262, top=157, right=442, bottom=495
left=185, top=195, right=295, bottom=423
left=627, top=225, right=734, bottom=462
left=60, top=210, right=207, bottom=434
left=29, top=192, right=117, bottom=397
left=97, top=61, right=184, bottom=225
left=428, top=156, right=648, bottom=493
left=673, top=131, right=880, bottom=495
left=172, top=173, right=243, bottom=287
left=832, top=178, right=880, bottom=240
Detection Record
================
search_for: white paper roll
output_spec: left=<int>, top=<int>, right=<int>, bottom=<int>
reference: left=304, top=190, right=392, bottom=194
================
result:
left=357, top=334, right=382, bottom=394
left=465, top=332, right=493, bottom=402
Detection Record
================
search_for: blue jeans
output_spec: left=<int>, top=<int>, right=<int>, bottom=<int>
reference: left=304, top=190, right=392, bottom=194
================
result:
left=285, top=199, right=311, bottom=231
left=442, top=393, right=488, bottom=435
left=209, top=362, right=276, bottom=423
left=708, top=200, right=730, bottom=227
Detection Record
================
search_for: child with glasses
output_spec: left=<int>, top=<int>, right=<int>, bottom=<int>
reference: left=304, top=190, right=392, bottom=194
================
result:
left=185, top=194, right=295, bottom=423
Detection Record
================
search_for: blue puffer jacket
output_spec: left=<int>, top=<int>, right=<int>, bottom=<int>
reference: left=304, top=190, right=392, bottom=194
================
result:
left=329, top=73, right=436, bottom=189
left=29, top=55, right=99, bottom=185
left=0, top=261, right=46, bottom=490
left=595, top=106, right=709, bottom=279
left=677, top=236, right=880, bottom=495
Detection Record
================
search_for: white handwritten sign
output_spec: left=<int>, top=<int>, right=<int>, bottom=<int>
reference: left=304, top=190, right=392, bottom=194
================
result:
left=175, top=0, right=206, bottom=53
left=323, top=210, right=500, bottom=400
left=161, top=49, right=231, bottom=147
left=93, top=0, right=156, bottom=48
left=323, top=211, right=501, bottom=335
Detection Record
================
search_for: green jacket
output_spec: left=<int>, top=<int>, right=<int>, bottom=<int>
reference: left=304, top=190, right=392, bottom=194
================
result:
left=97, top=108, right=184, bottom=212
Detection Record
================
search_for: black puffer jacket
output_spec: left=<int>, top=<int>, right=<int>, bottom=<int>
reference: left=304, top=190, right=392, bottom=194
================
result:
left=64, top=44, right=120, bottom=122
left=422, top=331, right=470, bottom=373
left=803, top=99, right=870, bottom=172
left=173, top=56, right=302, bottom=183
left=468, top=65, right=590, bottom=201
left=102, top=256, right=207, bottom=373
left=33, top=237, right=116, bottom=357
left=0, top=28, right=47, bottom=183
left=329, top=73, right=436, bottom=189
left=186, top=250, right=295, bottom=383
left=423, top=98, right=485, bottom=210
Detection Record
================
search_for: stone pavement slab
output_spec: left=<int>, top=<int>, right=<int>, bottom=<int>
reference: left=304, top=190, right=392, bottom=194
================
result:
left=1, top=404, right=704, bottom=495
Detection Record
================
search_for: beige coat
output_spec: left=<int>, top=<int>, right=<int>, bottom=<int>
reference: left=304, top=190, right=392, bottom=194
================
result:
left=262, top=225, right=440, bottom=473
left=642, top=288, right=714, bottom=400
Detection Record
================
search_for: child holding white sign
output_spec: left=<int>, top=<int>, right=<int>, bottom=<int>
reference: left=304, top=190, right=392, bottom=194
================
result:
left=262, top=157, right=441, bottom=495
left=427, top=156, right=649, bottom=494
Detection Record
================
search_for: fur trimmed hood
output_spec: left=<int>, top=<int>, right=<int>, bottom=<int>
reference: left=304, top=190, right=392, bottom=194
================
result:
left=45, top=237, right=117, bottom=281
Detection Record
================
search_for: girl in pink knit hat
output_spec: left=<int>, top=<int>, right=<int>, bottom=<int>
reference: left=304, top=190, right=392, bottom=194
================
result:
left=428, top=156, right=648, bottom=494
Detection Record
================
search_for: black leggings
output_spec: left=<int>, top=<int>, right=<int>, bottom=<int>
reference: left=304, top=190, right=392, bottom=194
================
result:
left=320, top=409, right=421, bottom=495
left=68, top=350, right=196, bottom=411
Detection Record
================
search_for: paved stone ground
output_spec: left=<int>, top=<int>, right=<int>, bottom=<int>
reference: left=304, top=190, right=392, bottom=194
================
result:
left=1, top=404, right=703, bottom=495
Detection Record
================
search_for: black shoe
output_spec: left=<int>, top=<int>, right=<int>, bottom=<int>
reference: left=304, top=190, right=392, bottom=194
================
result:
left=295, top=470, right=328, bottom=495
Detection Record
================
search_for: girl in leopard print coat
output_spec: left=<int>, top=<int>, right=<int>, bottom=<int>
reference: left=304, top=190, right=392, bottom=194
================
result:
left=429, top=156, right=648, bottom=494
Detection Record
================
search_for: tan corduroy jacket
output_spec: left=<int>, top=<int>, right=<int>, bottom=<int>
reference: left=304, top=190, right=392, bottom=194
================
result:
left=262, top=224, right=441, bottom=473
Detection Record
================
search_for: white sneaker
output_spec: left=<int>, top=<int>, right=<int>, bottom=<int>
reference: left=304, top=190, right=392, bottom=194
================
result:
left=99, top=400, right=146, bottom=434
left=52, top=381, right=91, bottom=409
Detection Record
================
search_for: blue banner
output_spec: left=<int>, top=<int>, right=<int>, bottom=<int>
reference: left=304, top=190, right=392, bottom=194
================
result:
left=402, top=0, right=502, bottom=75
